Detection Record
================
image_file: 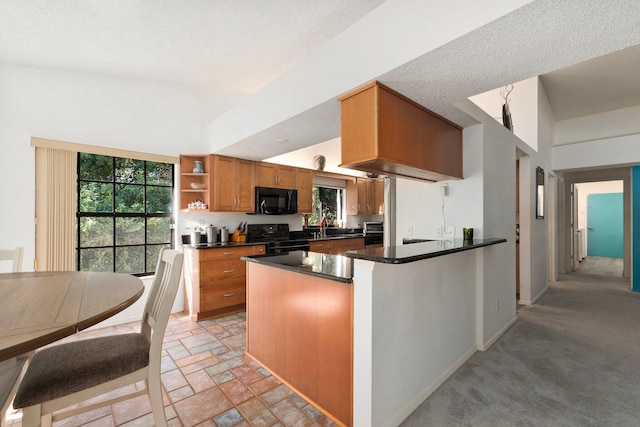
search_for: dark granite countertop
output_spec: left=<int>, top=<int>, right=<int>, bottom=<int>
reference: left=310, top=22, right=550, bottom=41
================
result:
left=242, top=251, right=353, bottom=284
left=345, top=238, right=507, bottom=264
left=184, top=242, right=266, bottom=249
left=182, top=234, right=364, bottom=249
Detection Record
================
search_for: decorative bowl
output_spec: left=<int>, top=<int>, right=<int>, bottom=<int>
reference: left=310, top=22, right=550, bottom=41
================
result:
left=190, top=182, right=205, bottom=190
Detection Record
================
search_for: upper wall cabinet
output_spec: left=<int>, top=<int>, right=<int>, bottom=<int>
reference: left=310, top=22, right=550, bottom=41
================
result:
left=296, top=168, right=314, bottom=214
left=339, top=81, right=463, bottom=182
left=212, top=155, right=255, bottom=212
left=255, top=162, right=297, bottom=189
left=346, top=177, right=383, bottom=215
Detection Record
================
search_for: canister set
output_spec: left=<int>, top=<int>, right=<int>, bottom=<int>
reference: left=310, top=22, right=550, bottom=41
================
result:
left=190, top=225, right=229, bottom=246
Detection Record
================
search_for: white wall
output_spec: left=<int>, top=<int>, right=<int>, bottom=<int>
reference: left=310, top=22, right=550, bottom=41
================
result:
left=555, top=105, right=640, bottom=146
left=513, top=78, right=554, bottom=305
left=395, top=126, right=482, bottom=242
left=0, top=63, right=225, bottom=314
left=266, top=137, right=361, bottom=177
left=478, top=120, right=517, bottom=344
left=0, top=63, right=224, bottom=269
left=469, top=76, right=540, bottom=151
left=553, top=134, right=640, bottom=172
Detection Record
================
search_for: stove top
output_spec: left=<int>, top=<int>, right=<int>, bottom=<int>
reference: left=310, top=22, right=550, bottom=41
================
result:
left=245, top=223, right=290, bottom=243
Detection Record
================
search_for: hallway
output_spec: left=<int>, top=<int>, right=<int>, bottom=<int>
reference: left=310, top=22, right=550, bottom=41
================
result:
left=402, top=273, right=640, bottom=426
left=576, top=256, right=624, bottom=277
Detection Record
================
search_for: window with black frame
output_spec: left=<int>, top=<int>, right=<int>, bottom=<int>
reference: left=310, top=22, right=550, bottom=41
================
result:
left=309, top=185, right=344, bottom=226
left=76, top=153, right=174, bottom=275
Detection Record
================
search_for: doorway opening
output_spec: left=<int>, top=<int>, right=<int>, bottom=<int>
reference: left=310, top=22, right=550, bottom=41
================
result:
left=572, top=181, right=624, bottom=277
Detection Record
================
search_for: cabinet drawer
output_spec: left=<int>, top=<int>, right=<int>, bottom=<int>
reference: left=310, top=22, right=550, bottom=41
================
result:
left=309, top=241, right=331, bottom=253
left=200, top=282, right=246, bottom=311
left=198, top=245, right=265, bottom=261
left=201, top=259, right=246, bottom=282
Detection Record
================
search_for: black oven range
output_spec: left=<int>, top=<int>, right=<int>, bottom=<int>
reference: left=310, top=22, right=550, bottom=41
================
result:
left=245, top=223, right=310, bottom=254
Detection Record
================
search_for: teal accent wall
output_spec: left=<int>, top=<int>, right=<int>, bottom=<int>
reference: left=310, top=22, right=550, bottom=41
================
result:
left=587, top=193, right=623, bottom=258
left=633, top=166, right=640, bottom=292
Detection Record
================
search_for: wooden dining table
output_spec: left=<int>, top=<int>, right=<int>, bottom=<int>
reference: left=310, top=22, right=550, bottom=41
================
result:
left=0, top=271, right=144, bottom=362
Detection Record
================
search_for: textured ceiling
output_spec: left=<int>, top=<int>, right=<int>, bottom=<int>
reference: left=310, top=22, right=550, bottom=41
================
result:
left=540, top=44, right=640, bottom=120
left=216, top=0, right=640, bottom=159
left=0, top=0, right=386, bottom=93
left=1, top=0, right=639, bottom=158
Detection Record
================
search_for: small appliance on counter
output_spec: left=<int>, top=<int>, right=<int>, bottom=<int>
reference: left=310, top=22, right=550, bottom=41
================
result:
left=205, top=225, right=217, bottom=243
left=220, top=226, right=229, bottom=243
left=363, top=221, right=383, bottom=247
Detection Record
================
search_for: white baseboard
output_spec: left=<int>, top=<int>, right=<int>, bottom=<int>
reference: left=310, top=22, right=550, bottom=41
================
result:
left=477, top=316, right=517, bottom=351
left=384, top=345, right=477, bottom=427
left=519, top=284, right=549, bottom=306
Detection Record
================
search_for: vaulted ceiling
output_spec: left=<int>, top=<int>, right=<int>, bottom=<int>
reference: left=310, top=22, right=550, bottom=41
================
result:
left=1, top=0, right=639, bottom=159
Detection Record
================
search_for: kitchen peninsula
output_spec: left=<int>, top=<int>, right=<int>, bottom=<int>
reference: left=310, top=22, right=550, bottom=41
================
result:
left=243, top=238, right=506, bottom=426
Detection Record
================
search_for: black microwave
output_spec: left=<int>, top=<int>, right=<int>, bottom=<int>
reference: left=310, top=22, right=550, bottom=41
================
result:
left=255, top=187, right=298, bottom=215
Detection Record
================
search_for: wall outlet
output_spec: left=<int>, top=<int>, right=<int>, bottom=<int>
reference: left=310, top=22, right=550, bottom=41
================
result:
left=407, top=225, right=413, bottom=236
left=440, top=184, right=449, bottom=197
left=435, top=226, right=442, bottom=237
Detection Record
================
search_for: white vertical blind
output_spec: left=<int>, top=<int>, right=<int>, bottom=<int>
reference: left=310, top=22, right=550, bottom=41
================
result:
left=35, top=147, right=77, bottom=271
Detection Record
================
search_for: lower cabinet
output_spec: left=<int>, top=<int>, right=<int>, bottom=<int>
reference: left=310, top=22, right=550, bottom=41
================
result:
left=309, top=237, right=365, bottom=255
left=184, top=244, right=266, bottom=320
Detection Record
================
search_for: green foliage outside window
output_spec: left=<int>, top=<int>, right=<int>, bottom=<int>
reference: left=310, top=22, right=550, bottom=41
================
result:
left=308, top=186, right=343, bottom=226
left=77, top=153, right=174, bottom=275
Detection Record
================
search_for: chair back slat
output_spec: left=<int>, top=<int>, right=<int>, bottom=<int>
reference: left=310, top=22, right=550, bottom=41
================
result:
left=0, top=247, right=23, bottom=272
left=141, top=249, right=183, bottom=346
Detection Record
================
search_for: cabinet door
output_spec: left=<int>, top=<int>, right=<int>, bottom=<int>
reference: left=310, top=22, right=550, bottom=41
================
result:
left=212, top=156, right=236, bottom=211
left=256, top=162, right=296, bottom=188
left=346, top=180, right=359, bottom=215
left=331, top=238, right=365, bottom=255
left=256, top=162, right=278, bottom=187
left=276, top=165, right=297, bottom=188
left=357, top=178, right=375, bottom=214
left=374, top=178, right=384, bottom=215
left=235, top=159, right=255, bottom=212
left=296, top=168, right=313, bottom=214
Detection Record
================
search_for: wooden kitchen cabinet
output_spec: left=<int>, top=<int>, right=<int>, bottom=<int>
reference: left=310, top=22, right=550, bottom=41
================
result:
left=331, top=237, right=365, bottom=255
left=309, top=240, right=331, bottom=254
left=212, top=155, right=255, bottom=212
left=357, top=178, right=375, bottom=214
left=346, top=179, right=359, bottom=215
left=184, top=244, right=266, bottom=320
left=339, top=80, right=463, bottom=182
left=309, top=237, right=365, bottom=255
left=296, top=168, right=314, bottom=213
left=346, top=177, right=383, bottom=215
left=256, top=162, right=297, bottom=189
left=179, top=154, right=212, bottom=211
left=374, top=178, right=384, bottom=215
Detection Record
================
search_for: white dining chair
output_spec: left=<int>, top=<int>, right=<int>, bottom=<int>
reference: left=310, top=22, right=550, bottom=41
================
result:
left=13, top=248, right=184, bottom=427
left=0, top=246, right=25, bottom=427
left=0, top=247, right=23, bottom=273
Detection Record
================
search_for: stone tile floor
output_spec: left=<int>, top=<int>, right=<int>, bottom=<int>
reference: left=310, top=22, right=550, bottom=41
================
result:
left=6, top=312, right=339, bottom=427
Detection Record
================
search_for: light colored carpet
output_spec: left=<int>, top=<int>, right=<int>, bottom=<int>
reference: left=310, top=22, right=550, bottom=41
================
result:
left=401, top=274, right=640, bottom=427
left=577, top=256, right=623, bottom=277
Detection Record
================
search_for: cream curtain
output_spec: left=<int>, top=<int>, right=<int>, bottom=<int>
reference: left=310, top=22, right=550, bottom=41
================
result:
left=35, top=147, right=77, bottom=271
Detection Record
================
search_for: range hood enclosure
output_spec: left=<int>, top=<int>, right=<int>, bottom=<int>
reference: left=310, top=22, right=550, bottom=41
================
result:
left=338, top=81, right=463, bottom=182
